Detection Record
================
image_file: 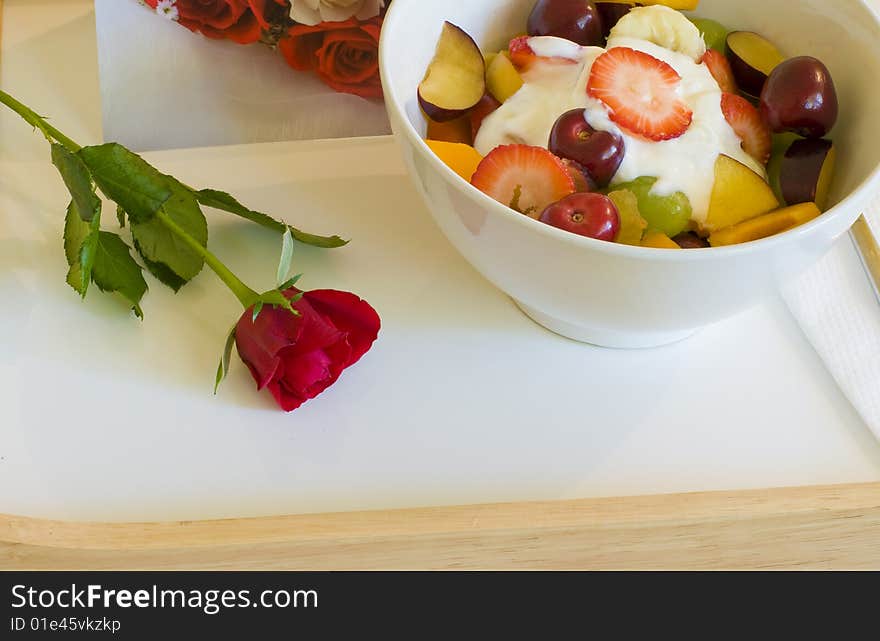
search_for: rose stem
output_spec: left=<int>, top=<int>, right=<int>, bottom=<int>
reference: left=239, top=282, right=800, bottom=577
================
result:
left=1, top=88, right=272, bottom=310
left=154, top=210, right=261, bottom=309
left=0, top=89, right=81, bottom=152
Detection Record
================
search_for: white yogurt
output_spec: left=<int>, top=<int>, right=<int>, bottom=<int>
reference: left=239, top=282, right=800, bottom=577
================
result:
left=474, top=36, right=766, bottom=225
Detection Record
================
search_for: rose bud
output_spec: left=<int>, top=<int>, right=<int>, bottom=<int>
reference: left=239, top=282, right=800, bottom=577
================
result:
left=235, top=288, right=380, bottom=412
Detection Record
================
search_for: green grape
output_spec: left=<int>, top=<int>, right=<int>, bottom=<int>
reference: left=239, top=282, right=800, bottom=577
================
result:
left=689, top=17, right=729, bottom=53
left=611, top=177, right=692, bottom=238
left=607, top=189, right=647, bottom=246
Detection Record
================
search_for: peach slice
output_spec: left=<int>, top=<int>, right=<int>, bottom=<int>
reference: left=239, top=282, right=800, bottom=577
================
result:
left=709, top=202, right=821, bottom=246
left=486, top=53, right=524, bottom=104
left=703, top=154, right=780, bottom=233
left=419, top=22, right=486, bottom=123
left=425, top=140, right=484, bottom=182
left=641, top=231, right=681, bottom=249
left=601, top=0, right=698, bottom=10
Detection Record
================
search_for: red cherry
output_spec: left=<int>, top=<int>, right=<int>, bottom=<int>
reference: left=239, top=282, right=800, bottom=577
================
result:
left=549, top=108, right=625, bottom=187
left=527, top=0, right=604, bottom=47
left=539, top=192, right=620, bottom=241
left=759, top=56, right=838, bottom=139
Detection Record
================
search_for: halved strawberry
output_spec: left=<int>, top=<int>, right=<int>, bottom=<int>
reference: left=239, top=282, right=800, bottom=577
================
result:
left=587, top=47, right=693, bottom=142
left=721, top=92, right=771, bottom=164
left=508, top=36, right=538, bottom=70
left=508, top=36, right=580, bottom=71
left=470, top=145, right=576, bottom=218
left=702, top=49, right=737, bottom=94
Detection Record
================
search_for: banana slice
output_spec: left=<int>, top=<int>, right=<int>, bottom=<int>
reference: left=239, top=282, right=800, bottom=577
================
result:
left=608, top=5, right=706, bottom=62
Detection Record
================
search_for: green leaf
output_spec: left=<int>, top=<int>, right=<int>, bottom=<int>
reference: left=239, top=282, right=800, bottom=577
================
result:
left=91, top=231, right=148, bottom=318
left=136, top=252, right=188, bottom=292
left=63, top=203, right=147, bottom=314
left=279, top=273, right=303, bottom=291
left=256, top=289, right=299, bottom=317
left=214, top=324, right=238, bottom=395
left=78, top=143, right=172, bottom=224
left=130, top=175, right=207, bottom=291
left=116, top=206, right=127, bottom=228
left=52, top=144, right=101, bottom=223
left=288, top=291, right=304, bottom=306
left=64, top=201, right=91, bottom=266
left=252, top=301, right=264, bottom=323
left=277, top=228, right=294, bottom=287
left=194, top=188, right=348, bottom=249
left=63, top=200, right=100, bottom=297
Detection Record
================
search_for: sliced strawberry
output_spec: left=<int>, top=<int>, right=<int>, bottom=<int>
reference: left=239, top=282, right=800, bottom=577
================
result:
left=508, top=36, right=580, bottom=71
left=470, top=145, right=576, bottom=218
left=702, top=49, right=738, bottom=94
left=508, top=36, right=538, bottom=70
left=469, top=93, right=502, bottom=140
left=587, top=47, right=693, bottom=142
left=721, top=92, right=771, bottom=164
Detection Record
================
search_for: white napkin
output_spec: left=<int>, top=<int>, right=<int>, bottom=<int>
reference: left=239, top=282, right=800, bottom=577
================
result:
left=782, top=194, right=880, bottom=438
left=93, top=0, right=391, bottom=152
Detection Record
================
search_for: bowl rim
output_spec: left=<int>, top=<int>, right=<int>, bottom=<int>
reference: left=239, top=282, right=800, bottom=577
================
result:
left=378, top=0, right=880, bottom=262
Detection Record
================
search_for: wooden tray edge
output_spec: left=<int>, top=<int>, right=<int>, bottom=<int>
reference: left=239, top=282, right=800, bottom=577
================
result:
left=3, top=482, right=880, bottom=570
left=2, top=2, right=878, bottom=572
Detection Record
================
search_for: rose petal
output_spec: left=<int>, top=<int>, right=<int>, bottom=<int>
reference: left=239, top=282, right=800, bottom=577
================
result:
left=283, top=293, right=346, bottom=356
left=278, top=347, right=334, bottom=397
left=200, top=11, right=263, bottom=44
left=266, top=377, right=309, bottom=412
left=235, top=301, right=304, bottom=389
left=304, top=290, right=381, bottom=366
left=279, top=28, right=326, bottom=71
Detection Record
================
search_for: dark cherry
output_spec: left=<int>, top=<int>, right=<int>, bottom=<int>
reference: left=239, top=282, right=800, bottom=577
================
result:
left=549, top=108, right=625, bottom=187
left=759, top=56, right=838, bottom=139
left=539, top=192, right=620, bottom=241
left=673, top=232, right=710, bottom=249
left=595, top=2, right=638, bottom=40
left=527, top=0, right=605, bottom=47
left=561, top=159, right=599, bottom=193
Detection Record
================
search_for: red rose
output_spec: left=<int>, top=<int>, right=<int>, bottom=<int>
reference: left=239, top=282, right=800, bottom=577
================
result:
left=235, top=289, right=381, bottom=412
left=246, top=0, right=289, bottom=30
left=279, top=17, right=384, bottom=99
left=145, top=0, right=286, bottom=44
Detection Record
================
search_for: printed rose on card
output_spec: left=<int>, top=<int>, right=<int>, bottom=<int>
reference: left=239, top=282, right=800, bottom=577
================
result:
left=141, top=0, right=387, bottom=98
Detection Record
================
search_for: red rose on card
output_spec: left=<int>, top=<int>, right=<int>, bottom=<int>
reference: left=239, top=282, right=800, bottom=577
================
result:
left=235, top=288, right=381, bottom=412
left=146, top=0, right=287, bottom=44
left=279, top=17, right=384, bottom=98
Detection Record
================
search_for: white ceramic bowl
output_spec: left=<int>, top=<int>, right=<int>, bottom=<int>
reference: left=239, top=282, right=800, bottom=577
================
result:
left=379, top=0, right=880, bottom=348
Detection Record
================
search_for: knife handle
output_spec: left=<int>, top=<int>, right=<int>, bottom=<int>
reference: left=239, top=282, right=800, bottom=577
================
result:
left=851, top=214, right=880, bottom=304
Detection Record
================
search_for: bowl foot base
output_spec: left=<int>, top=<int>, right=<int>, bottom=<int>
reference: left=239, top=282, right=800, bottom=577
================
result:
left=513, top=300, right=698, bottom=349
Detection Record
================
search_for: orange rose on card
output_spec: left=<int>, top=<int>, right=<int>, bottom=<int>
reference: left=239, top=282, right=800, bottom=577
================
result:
left=279, top=17, right=383, bottom=98
left=141, top=0, right=388, bottom=98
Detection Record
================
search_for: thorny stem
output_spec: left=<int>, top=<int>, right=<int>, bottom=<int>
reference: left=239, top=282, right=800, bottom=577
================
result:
left=0, top=89, right=82, bottom=152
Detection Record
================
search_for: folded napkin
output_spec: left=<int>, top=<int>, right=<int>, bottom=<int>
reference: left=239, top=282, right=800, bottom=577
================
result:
left=782, top=193, right=880, bottom=438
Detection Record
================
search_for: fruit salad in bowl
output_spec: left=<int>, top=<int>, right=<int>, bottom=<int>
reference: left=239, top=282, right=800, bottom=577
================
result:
left=419, top=2, right=840, bottom=248
left=379, top=0, right=880, bottom=347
